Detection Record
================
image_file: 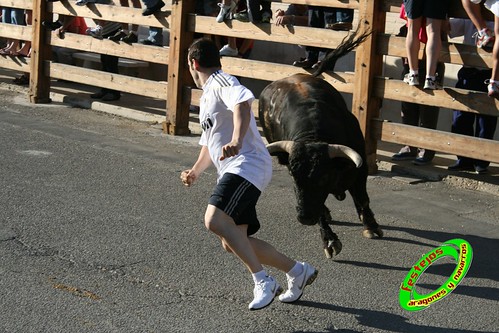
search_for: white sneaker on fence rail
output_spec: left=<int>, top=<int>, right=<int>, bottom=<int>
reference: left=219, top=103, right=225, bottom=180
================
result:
left=86, top=25, right=103, bottom=39
left=473, top=28, right=495, bottom=49
left=216, top=1, right=236, bottom=23
left=423, top=77, right=441, bottom=90
left=219, top=44, right=238, bottom=57
left=403, top=73, right=419, bottom=86
left=485, top=79, right=499, bottom=98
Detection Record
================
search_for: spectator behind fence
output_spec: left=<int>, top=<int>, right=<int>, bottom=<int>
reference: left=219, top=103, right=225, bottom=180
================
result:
left=49, top=17, right=88, bottom=65
left=461, top=0, right=499, bottom=98
left=0, top=7, right=26, bottom=56
left=234, top=1, right=272, bottom=23
left=292, top=6, right=354, bottom=69
left=447, top=17, right=497, bottom=174
left=391, top=25, right=445, bottom=166
left=402, top=0, right=450, bottom=90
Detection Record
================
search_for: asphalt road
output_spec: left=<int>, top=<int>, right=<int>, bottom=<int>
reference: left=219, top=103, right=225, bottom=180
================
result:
left=1, top=89, right=498, bottom=333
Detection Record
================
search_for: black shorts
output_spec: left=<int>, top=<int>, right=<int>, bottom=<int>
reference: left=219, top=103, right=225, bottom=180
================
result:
left=208, top=173, right=261, bottom=236
left=403, top=0, right=449, bottom=20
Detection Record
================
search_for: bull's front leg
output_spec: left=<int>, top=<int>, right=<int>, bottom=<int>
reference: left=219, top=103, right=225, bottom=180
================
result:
left=319, top=207, right=343, bottom=258
left=358, top=206, right=383, bottom=239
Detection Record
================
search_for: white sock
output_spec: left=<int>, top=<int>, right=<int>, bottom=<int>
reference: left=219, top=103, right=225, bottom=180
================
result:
left=479, top=28, right=488, bottom=37
left=287, top=262, right=303, bottom=277
left=409, top=69, right=419, bottom=76
left=252, top=270, right=267, bottom=283
left=427, top=75, right=436, bottom=81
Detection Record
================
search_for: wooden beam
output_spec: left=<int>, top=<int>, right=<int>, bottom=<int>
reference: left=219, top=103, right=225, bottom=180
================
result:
left=374, top=77, right=499, bottom=116
left=0, top=55, right=30, bottom=72
left=352, top=0, right=385, bottom=174
left=50, top=1, right=170, bottom=29
left=47, top=32, right=169, bottom=65
left=273, top=0, right=359, bottom=9
left=48, top=62, right=168, bottom=99
left=376, top=120, right=499, bottom=164
left=0, top=23, right=31, bottom=40
left=189, top=15, right=353, bottom=49
left=29, top=0, right=52, bottom=103
left=165, top=0, right=195, bottom=135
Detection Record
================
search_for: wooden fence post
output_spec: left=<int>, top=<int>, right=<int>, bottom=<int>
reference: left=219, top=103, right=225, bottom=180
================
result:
left=352, top=0, right=385, bottom=174
left=165, top=0, right=195, bottom=135
left=29, top=0, right=52, bottom=103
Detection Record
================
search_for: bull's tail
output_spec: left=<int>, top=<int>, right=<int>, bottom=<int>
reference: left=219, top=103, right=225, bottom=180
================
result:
left=312, top=25, right=372, bottom=77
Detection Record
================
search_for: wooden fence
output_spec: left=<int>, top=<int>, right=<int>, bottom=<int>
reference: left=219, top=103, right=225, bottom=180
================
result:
left=0, top=0, right=498, bottom=174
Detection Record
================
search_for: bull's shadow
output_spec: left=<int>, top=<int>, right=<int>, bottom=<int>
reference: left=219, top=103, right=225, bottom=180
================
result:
left=291, top=302, right=497, bottom=333
left=332, top=220, right=499, bottom=282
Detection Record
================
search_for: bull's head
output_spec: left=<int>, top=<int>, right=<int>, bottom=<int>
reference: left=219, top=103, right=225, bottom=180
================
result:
left=267, top=141, right=362, bottom=225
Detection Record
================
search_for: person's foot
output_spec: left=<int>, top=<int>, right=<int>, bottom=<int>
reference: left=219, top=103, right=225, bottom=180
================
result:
left=248, top=276, right=282, bottom=310
left=90, top=91, right=106, bottom=99
left=42, top=20, right=62, bottom=31
left=423, top=77, right=441, bottom=90
left=261, top=10, right=272, bottom=23
left=278, top=262, right=318, bottom=303
left=142, top=0, right=165, bottom=16
left=233, top=10, right=249, bottom=22
left=108, top=30, right=127, bottom=42
left=474, top=165, right=488, bottom=175
left=139, top=39, right=161, bottom=46
left=86, top=25, right=103, bottom=39
left=121, top=31, right=138, bottom=43
left=219, top=44, right=238, bottom=57
left=216, top=1, right=236, bottom=23
left=75, top=0, right=96, bottom=6
left=403, top=73, right=419, bottom=86
left=448, top=161, right=474, bottom=172
left=326, top=22, right=353, bottom=31
left=412, top=157, right=432, bottom=166
left=486, top=80, right=499, bottom=99
left=475, top=28, right=495, bottom=50
left=391, top=147, right=417, bottom=161
left=293, top=58, right=316, bottom=69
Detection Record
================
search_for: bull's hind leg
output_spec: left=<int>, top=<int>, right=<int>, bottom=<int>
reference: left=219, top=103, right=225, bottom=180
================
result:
left=319, top=207, right=343, bottom=258
left=348, top=186, right=383, bottom=239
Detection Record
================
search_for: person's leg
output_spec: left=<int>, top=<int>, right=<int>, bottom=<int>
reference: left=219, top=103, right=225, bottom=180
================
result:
left=424, top=18, right=442, bottom=79
left=487, top=15, right=499, bottom=97
left=473, top=115, right=497, bottom=169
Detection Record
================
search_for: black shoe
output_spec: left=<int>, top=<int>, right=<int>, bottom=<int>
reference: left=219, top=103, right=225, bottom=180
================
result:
left=121, top=31, right=138, bottom=43
left=108, top=30, right=127, bottom=42
left=474, top=165, right=488, bottom=175
left=101, top=93, right=120, bottom=101
left=448, top=161, right=474, bottom=171
left=142, top=0, right=165, bottom=16
left=90, top=91, right=106, bottom=99
left=326, top=22, right=353, bottom=31
left=139, top=39, right=161, bottom=46
left=42, top=20, right=62, bottom=31
left=391, top=151, right=417, bottom=161
left=412, top=157, right=432, bottom=166
left=292, top=58, right=316, bottom=69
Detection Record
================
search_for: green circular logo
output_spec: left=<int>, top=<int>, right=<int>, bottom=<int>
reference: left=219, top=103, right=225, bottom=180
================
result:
left=399, top=238, right=473, bottom=311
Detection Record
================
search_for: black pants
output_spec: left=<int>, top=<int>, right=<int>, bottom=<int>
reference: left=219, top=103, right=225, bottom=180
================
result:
left=100, top=54, right=120, bottom=97
left=452, top=67, right=497, bottom=168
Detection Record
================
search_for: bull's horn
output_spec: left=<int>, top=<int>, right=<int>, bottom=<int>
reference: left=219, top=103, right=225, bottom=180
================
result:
left=266, top=141, right=294, bottom=154
left=328, top=144, right=363, bottom=168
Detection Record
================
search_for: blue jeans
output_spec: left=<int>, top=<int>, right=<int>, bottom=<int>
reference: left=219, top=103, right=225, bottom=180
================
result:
left=1, top=8, right=26, bottom=25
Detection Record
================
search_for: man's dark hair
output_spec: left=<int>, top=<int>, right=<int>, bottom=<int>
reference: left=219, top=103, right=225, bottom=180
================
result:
left=188, top=38, right=222, bottom=68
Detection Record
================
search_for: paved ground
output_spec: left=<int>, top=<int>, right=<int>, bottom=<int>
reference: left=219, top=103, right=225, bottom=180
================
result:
left=1, top=86, right=498, bottom=333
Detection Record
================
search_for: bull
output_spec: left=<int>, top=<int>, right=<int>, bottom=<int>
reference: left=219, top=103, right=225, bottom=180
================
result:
left=258, top=29, right=383, bottom=258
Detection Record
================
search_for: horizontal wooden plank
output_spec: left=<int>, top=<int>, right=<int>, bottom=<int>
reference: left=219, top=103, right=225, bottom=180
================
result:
left=48, top=62, right=168, bottom=99
left=0, top=55, right=30, bottom=72
left=47, top=32, right=169, bottom=64
left=376, top=120, right=499, bottom=164
left=378, top=34, right=493, bottom=69
left=374, top=77, right=499, bottom=116
left=50, top=1, right=170, bottom=29
left=0, top=0, right=31, bottom=10
left=0, top=23, right=32, bottom=41
left=220, top=57, right=355, bottom=93
left=189, top=15, right=353, bottom=49
left=275, top=0, right=358, bottom=9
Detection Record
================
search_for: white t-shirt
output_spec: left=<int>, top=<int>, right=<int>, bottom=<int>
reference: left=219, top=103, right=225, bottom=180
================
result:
left=199, top=70, right=272, bottom=191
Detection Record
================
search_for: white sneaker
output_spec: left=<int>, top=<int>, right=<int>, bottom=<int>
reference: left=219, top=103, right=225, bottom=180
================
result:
left=403, top=73, right=419, bottom=86
left=86, top=25, right=103, bottom=39
left=216, top=1, right=236, bottom=23
left=423, top=77, right=440, bottom=90
left=279, top=262, right=318, bottom=303
left=219, top=44, right=238, bottom=57
left=248, top=276, right=282, bottom=310
left=485, top=79, right=499, bottom=98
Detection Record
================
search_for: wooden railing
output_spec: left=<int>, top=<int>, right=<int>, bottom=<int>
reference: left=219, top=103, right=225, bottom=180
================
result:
left=0, top=0, right=497, bottom=173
